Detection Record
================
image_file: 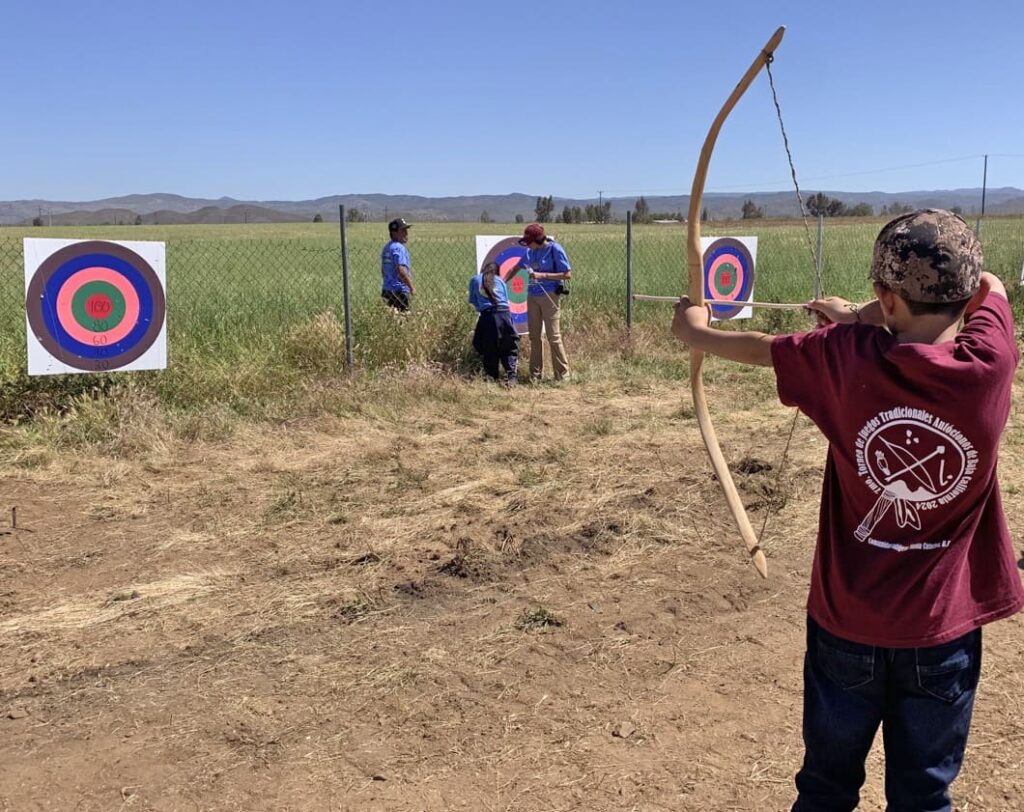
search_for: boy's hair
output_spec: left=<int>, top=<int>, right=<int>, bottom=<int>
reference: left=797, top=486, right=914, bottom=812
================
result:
left=480, top=261, right=500, bottom=305
left=902, top=296, right=972, bottom=317
left=871, top=209, right=982, bottom=304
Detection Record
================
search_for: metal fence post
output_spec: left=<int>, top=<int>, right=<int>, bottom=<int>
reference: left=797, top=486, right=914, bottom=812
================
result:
left=625, top=210, right=633, bottom=332
left=339, top=204, right=354, bottom=369
left=975, top=154, right=988, bottom=237
left=815, top=213, right=824, bottom=299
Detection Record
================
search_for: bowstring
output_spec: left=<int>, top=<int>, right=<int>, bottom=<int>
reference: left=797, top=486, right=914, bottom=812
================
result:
left=765, top=55, right=823, bottom=298
left=755, top=55, right=821, bottom=547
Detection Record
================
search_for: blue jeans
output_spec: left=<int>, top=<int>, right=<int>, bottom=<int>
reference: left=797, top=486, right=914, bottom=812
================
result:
left=793, top=616, right=981, bottom=812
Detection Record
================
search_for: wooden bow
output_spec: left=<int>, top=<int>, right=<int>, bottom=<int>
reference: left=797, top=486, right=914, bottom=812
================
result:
left=686, top=26, right=786, bottom=579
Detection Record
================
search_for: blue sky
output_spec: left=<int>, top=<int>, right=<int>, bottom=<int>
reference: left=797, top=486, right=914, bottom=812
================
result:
left=5, top=0, right=1023, bottom=202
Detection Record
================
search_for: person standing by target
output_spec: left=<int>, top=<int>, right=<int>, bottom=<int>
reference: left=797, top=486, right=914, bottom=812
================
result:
left=519, top=223, right=571, bottom=381
left=381, top=217, right=414, bottom=311
left=467, top=261, right=519, bottom=385
left=673, top=208, right=1024, bottom=810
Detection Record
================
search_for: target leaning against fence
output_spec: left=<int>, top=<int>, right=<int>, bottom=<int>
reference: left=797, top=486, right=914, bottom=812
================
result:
left=475, top=236, right=530, bottom=335
left=24, top=238, right=167, bottom=376
left=702, top=235, right=757, bottom=321
left=633, top=235, right=764, bottom=319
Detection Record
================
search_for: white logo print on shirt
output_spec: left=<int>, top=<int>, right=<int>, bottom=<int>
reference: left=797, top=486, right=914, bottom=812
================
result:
left=854, top=408, right=978, bottom=548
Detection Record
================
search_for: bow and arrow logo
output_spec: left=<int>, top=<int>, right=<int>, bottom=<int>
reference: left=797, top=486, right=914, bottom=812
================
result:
left=854, top=411, right=977, bottom=547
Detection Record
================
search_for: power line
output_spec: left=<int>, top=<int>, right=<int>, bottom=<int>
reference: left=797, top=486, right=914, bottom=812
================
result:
left=561, top=153, right=1024, bottom=198
left=714, top=155, right=988, bottom=192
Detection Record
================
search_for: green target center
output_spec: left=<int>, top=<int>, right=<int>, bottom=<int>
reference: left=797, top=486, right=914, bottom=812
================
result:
left=714, top=263, right=738, bottom=295
left=72, top=281, right=126, bottom=331
left=506, top=269, right=529, bottom=304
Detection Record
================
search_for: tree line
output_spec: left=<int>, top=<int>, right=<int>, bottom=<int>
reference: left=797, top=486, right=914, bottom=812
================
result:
left=530, top=193, right=936, bottom=225
left=336, top=194, right=968, bottom=227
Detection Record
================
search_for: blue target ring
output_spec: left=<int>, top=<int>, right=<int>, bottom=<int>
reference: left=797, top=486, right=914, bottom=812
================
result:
left=39, top=252, right=157, bottom=360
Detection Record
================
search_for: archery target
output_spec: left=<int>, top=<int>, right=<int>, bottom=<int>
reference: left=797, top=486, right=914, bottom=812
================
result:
left=476, top=236, right=530, bottom=335
left=701, top=236, right=757, bottom=321
left=24, top=239, right=167, bottom=375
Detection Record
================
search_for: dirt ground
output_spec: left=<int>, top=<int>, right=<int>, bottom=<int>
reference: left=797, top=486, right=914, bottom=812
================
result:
left=1, top=368, right=1022, bottom=811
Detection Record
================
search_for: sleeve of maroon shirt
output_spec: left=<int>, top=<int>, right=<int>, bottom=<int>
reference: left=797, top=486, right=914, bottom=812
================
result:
left=770, top=323, right=850, bottom=427
left=956, top=294, right=1020, bottom=370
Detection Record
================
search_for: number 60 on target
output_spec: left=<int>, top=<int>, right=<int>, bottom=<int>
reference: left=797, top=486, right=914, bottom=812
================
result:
left=23, top=238, right=167, bottom=376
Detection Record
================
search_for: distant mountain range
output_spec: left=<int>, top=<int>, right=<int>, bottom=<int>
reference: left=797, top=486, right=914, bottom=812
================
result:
left=1, top=188, right=1022, bottom=226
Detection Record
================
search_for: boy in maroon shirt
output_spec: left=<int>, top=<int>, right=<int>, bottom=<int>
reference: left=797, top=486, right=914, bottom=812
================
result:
left=672, top=209, right=1023, bottom=811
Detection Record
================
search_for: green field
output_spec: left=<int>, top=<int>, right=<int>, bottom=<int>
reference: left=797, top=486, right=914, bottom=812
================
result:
left=1, top=217, right=1022, bottom=417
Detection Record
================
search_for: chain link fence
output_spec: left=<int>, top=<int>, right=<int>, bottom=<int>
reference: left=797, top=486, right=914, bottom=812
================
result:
left=1, top=214, right=1022, bottom=411
left=630, top=215, right=1024, bottom=306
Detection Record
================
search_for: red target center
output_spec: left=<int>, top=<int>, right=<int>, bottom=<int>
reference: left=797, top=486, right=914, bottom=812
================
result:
left=511, top=276, right=525, bottom=294
left=720, top=271, right=733, bottom=287
left=86, top=293, right=114, bottom=319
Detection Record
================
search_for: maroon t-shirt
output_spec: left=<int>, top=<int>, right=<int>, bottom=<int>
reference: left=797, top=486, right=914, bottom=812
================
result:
left=771, top=295, right=1024, bottom=647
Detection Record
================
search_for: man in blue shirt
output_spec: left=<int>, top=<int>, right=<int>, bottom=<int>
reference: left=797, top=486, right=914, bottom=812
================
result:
left=520, top=223, right=571, bottom=381
left=381, top=218, right=414, bottom=311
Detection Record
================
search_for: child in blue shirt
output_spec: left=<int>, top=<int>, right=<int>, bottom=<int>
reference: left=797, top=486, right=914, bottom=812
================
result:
left=467, top=262, right=519, bottom=385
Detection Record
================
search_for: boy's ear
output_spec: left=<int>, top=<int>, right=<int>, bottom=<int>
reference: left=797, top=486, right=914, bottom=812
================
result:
left=873, top=283, right=901, bottom=320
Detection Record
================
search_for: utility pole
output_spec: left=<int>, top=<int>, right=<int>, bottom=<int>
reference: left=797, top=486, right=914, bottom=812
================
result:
left=975, top=154, right=988, bottom=236
left=598, top=191, right=604, bottom=223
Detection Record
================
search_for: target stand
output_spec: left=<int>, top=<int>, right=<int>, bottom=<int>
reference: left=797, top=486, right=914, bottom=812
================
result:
left=24, top=239, right=167, bottom=376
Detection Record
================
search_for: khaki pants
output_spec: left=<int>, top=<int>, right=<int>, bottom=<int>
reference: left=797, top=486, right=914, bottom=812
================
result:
left=527, top=293, right=569, bottom=380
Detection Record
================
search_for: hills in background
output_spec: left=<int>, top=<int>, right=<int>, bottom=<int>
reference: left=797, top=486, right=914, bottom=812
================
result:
left=2, top=188, right=1023, bottom=227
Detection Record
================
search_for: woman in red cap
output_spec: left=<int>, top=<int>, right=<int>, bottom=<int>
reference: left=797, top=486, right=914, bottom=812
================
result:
left=519, top=223, right=572, bottom=381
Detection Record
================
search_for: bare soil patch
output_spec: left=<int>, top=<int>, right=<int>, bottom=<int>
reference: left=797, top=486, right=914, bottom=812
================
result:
left=1, top=371, right=1022, bottom=810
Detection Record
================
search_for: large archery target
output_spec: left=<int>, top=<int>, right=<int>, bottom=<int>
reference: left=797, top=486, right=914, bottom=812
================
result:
left=24, top=239, right=167, bottom=375
left=476, top=236, right=530, bottom=335
left=701, top=236, right=757, bottom=321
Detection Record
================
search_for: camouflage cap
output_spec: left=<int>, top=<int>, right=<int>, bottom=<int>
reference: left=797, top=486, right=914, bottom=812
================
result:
left=870, top=208, right=982, bottom=303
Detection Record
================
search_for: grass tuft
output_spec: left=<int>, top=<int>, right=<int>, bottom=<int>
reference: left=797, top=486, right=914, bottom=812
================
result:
left=514, top=606, right=564, bottom=631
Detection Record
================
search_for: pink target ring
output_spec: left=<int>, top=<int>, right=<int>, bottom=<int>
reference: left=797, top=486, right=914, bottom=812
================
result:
left=55, top=266, right=141, bottom=346
left=707, top=254, right=747, bottom=301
